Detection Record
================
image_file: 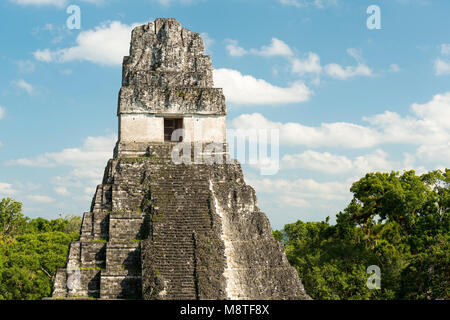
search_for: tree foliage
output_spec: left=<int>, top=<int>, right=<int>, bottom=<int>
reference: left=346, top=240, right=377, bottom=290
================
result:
left=0, top=200, right=81, bottom=300
left=276, top=169, right=449, bottom=300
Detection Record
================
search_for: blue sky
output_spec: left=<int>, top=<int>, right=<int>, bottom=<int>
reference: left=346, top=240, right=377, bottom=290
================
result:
left=0, top=0, right=449, bottom=229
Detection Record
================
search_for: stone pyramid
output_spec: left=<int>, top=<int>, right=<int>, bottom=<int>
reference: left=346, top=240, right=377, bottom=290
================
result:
left=51, top=18, right=310, bottom=300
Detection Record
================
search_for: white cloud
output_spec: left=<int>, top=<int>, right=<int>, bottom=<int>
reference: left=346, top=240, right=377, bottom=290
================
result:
left=364, top=93, right=450, bottom=147
left=233, top=93, right=450, bottom=168
left=232, top=113, right=380, bottom=148
left=8, top=134, right=115, bottom=203
left=250, top=38, right=293, bottom=57
left=312, top=48, right=373, bottom=80
left=324, top=63, right=372, bottom=80
left=33, top=21, right=138, bottom=66
left=54, top=186, right=70, bottom=196
left=226, top=38, right=293, bottom=58
left=225, top=40, right=248, bottom=57
left=0, top=106, right=5, bottom=147
left=153, top=0, right=198, bottom=5
left=291, top=52, right=322, bottom=75
left=434, top=58, right=450, bottom=75
left=10, top=0, right=66, bottom=7
left=0, top=183, right=18, bottom=195
left=289, top=48, right=373, bottom=81
left=281, top=149, right=404, bottom=175
left=279, top=196, right=311, bottom=208
left=248, top=176, right=351, bottom=202
left=84, top=186, right=96, bottom=195
left=278, top=0, right=337, bottom=8
left=8, top=134, right=116, bottom=169
left=389, top=64, right=401, bottom=72
left=353, top=149, right=394, bottom=174
left=27, top=195, right=55, bottom=203
left=232, top=92, right=450, bottom=153
left=12, top=79, right=35, bottom=95
left=417, top=143, right=450, bottom=164
left=346, top=48, right=363, bottom=62
left=282, top=150, right=354, bottom=174
left=440, top=44, right=450, bottom=56
left=213, top=68, right=312, bottom=105
left=33, top=49, right=53, bottom=63
left=225, top=40, right=374, bottom=83
left=17, top=60, right=35, bottom=73
left=200, top=32, right=214, bottom=54
left=11, top=0, right=104, bottom=7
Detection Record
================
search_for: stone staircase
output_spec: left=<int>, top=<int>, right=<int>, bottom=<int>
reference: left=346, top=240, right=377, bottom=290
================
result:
left=141, top=163, right=223, bottom=300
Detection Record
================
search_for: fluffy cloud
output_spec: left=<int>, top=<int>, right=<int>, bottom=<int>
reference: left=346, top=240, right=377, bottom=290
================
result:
left=27, top=195, right=56, bottom=203
left=213, top=68, right=312, bottom=105
left=10, top=0, right=66, bottom=6
left=11, top=0, right=104, bottom=6
left=153, top=0, right=198, bottom=5
left=365, top=92, right=450, bottom=146
left=389, top=64, right=401, bottom=72
left=0, top=107, right=5, bottom=145
left=225, top=40, right=247, bottom=57
left=0, top=182, right=18, bottom=195
left=251, top=38, right=293, bottom=57
left=440, top=44, right=450, bottom=56
left=324, top=63, right=372, bottom=80
left=34, top=21, right=138, bottom=66
left=8, top=134, right=116, bottom=170
left=278, top=0, right=337, bottom=8
left=17, top=60, right=35, bottom=73
left=7, top=135, right=116, bottom=205
left=225, top=38, right=293, bottom=58
left=232, top=92, right=450, bottom=174
left=200, top=32, right=214, bottom=54
left=233, top=92, right=450, bottom=151
left=12, top=79, right=35, bottom=95
left=231, top=113, right=380, bottom=148
left=290, top=48, right=373, bottom=80
left=282, top=150, right=354, bottom=174
left=434, top=58, right=450, bottom=75
left=434, top=44, right=450, bottom=75
left=54, top=186, right=70, bottom=196
left=291, top=52, right=322, bottom=75
left=248, top=177, right=351, bottom=202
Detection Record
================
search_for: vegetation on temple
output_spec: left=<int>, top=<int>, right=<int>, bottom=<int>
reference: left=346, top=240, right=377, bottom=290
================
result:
left=0, top=169, right=448, bottom=300
left=274, top=169, right=449, bottom=300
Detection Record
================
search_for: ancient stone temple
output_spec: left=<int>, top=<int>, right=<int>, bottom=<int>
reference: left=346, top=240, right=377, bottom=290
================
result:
left=51, top=18, right=310, bottom=300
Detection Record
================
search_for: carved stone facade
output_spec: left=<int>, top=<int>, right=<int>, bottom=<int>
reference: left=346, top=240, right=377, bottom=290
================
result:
left=51, top=18, right=310, bottom=300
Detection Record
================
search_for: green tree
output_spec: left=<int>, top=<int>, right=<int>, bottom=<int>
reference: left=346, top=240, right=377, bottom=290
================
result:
left=277, top=169, right=449, bottom=300
left=0, top=198, right=28, bottom=237
left=0, top=232, right=78, bottom=300
left=0, top=198, right=81, bottom=300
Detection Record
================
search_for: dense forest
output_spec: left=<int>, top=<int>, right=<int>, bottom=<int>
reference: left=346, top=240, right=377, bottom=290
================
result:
left=0, top=199, right=81, bottom=300
left=0, top=169, right=448, bottom=300
left=275, top=169, right=449, bottom=299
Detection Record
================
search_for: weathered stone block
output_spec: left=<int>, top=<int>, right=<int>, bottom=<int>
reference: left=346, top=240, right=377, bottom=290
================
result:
left=109, top=212, right=145, bottom=241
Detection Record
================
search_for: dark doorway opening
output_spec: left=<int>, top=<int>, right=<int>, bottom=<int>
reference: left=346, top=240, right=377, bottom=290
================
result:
left=164, top=118, right=183, bottom=142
